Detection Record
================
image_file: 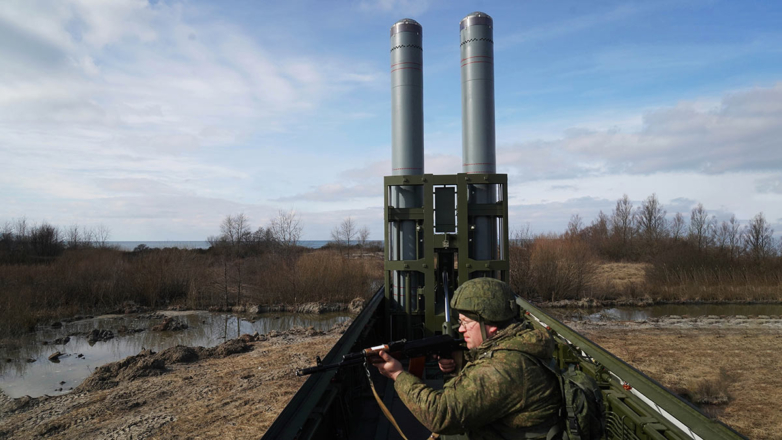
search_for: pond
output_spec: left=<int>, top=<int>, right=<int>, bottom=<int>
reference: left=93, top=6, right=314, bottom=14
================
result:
left=0, top=311, right=350, bottom=399
left=546, top=303, right=782, bottom=322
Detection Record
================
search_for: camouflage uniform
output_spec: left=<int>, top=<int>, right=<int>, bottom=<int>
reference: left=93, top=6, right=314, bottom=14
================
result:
left=394, top=279, right=562, bottom=439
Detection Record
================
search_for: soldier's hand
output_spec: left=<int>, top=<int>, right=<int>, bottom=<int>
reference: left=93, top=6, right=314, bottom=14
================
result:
left=372, top=350, right=403, bottom=380
left=433, top=355, right=456, bottom=373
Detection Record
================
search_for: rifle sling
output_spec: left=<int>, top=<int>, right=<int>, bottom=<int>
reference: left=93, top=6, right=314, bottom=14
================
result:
left=367, top=370, right=409, bottom=440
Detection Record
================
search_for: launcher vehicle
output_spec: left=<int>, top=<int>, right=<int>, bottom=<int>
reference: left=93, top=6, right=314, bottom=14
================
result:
left=264, top=13, right=746, bottom=440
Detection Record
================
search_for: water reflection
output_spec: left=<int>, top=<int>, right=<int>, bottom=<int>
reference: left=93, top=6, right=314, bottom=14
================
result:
left=0, top=311, right=349, bottom=399
left=547, top=304, right=782, bottom=322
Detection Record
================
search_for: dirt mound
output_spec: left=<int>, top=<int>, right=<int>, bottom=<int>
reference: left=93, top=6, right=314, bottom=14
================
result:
left=151, top=317, right=188, bottom=331
left=296, top=302, right=328, bottom=314
left=328, top=320, right=352, bottom=334
left=1, top=394, right=44, bottom=414
left=286, top=326, right=325, bottom=337
left=198, top=339, right=251, bottom=358
left=348, top=297, right=365, bottom=314
left=87, top=329, right=114, bottom=343
left=157, top=345, right=199, bottom=363
left=295, top=302, right=350, bottom=314
left=77, top=352, right=166, bottom=392
left=76, top=339, right=252, bottom=393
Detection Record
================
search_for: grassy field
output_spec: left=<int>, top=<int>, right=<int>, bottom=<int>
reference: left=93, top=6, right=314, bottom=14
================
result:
left=582, top=327, right=782, bottom=440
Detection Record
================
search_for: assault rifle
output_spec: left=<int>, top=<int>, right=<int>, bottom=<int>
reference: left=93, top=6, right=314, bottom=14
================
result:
left=296, top=334, right=465, bottom=376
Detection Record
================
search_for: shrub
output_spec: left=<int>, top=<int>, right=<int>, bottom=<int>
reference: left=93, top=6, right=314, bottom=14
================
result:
left=529, top=237, right=598, bottom=301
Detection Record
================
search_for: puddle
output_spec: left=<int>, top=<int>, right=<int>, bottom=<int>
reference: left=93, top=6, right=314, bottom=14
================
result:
left=0, top=311, right=349, bottom=398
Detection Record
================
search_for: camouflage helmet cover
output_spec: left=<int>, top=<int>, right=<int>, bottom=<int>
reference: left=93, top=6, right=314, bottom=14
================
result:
left=450, top=278, right=519, bottom=324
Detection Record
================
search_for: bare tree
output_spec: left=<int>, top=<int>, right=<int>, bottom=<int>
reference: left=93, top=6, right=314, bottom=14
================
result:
left=66, top=224, right=82, bottom=249
left=220, top=213, right=251, bottom=247
left=610, top=195, right=634, bottom=242
left=714, top=215, right=742, bottom=260
left=0, top=221, right=12, bottom=250
left=714, top=219, right=730, bottom=250
left=689, top=204, right=714, bottom=251
left=584, top=211, right=609, bottom=245
left=565, top=214, right=583, bottom=240
left=209, top=213, right=253, bottom=308
left=266, top=210, right=304, bottom=304
left=669, top=212, right=686, bottom=240
left=82, top=226, right=96, bottom=248
left=511, top=223, right=532, bottom=247
left=358, top=226, right=370, bottom=248
left=743, top=212, right=775, bottom=259
left=331, top=217, right=357, bottom=256
left=610, top=195, right=634, bottom=257
left=270, top=210, right=302, bottom=248
left=636, top=194, right=667, bottom=245
left=95, top=225, right=111, bottom=248
left=725, top=215, right=743, bottom=260
left=249, top=226, right=274, bottom=252
left=14, top=217, right=28, bottom=240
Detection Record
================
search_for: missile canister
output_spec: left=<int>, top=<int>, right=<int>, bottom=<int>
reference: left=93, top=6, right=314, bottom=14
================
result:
left=460, top=12, right=496, bottom=175
left=389, top=19, right=423, bottom=307
left=460, top=12, right=497, bottom=263
left=390, top=18, right=424, bottom=179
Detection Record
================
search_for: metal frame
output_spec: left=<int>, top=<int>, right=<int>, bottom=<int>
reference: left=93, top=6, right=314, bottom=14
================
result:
left=384, top=173, right=509, bottom=337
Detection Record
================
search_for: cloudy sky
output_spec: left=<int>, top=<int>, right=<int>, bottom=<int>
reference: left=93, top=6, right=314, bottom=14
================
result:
left=1, top=0, right=781, bottom=241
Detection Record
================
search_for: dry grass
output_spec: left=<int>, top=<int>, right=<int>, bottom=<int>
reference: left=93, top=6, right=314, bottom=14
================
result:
left=510, top=237, right=599, bottom=301
left=592, top=262, right=649, bottom=294
left=581, top=327, right=782, bottom=440
left=649, top=283, right=782, bottom=302
left=0, top=248, right=382, bottom=338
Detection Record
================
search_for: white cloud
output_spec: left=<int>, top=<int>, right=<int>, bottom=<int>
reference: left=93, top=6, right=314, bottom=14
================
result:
left=275, top=183, right=378, bottom=202
left=0, top=0, right=385, bottom=239
left=756, top=175, right=782, bottom=194
left=498, top=83, right=782, bottom=180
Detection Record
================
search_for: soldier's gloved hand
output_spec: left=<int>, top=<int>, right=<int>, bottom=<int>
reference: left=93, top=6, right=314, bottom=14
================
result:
left=372, top=350, right=403, bottom=380
left=434, top=355, right=456, bottom=373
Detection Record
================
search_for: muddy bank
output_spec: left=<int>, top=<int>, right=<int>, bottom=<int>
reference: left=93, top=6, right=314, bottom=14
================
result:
left=18, top=299, right=364, bottom=337
left=218, top=298, right=366, bottom=315
left=539, top=297, right=782, bottom=308
left=0, top=323, right=348, bottom=439
left=564, top=314, right=782, bottom=330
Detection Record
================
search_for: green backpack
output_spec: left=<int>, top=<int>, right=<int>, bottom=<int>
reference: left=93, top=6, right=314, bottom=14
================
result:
left=524, top=354, right=606, bottom=440
left=556, top=363, right=606, bottom=440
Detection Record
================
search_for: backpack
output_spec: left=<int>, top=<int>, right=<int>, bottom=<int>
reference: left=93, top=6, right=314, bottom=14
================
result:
left=523, top=354, right=606, bottom=440
left=556, top=363, right=606, bottom=440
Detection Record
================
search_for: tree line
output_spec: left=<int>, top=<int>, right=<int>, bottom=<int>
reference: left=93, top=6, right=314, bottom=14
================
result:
left=0, top=211, right=382, bottom=337
left=510, top=194, right=781, bottom=302
left=0, top=218, right=111, bottom=263
left=564, top=194, right=779, bottom=261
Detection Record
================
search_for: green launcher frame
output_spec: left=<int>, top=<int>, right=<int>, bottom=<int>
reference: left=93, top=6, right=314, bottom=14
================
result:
left=383, top=173, right=510, bottom=339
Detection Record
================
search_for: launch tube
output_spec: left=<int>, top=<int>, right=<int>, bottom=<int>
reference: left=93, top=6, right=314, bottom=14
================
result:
left=460, top=12, right=497, bottom=265
left=390, top=19, right=424, bottom=308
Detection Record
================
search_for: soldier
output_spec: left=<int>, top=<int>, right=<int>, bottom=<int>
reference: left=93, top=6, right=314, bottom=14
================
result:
left=373, top=278, right=563, bottom=440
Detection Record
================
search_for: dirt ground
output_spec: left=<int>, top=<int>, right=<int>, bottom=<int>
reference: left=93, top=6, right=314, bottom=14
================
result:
left=0, top=326, right=343, bottom=439
left=577, top=324, right=782, bottom=440
left=2, top=318, right=778, bottom=439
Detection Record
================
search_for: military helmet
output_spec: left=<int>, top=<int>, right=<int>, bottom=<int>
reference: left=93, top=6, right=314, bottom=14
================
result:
left=450, top=278, right=519, bottom=324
